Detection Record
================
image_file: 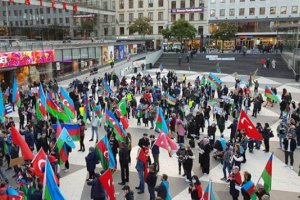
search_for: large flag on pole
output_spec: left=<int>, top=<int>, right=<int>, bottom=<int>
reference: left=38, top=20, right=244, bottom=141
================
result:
left=156, top=107, right=169, bottom=134
left=43, top=157, right=66, bottom=200
left=99, top=170, right=116, bottom=200
left=11, top=126, right=34, bottom=160
left=31, top=148, right=47, bottom=181
left=105, top=109, right=127, bottom=142
left=264, top=85, right=280, bottom=103
left=95, top=135, right=116, bottom=170
left=166, top=93, right=176, bottom=106
left=12, top=77, right=21, bottom=107
left=207, top=72, right=222, bottom=89
left=0, top=91, right=4, bottom=122
left=46, top=93, right=70, bottom=122
left=118, top=98, right=127, bottom=116
left=237, top=110, right=263, bottom=140
left=203, top=180, right=216, bottom=200
left=59, top=87, right=76, bottom=119
left=260, top=153, right=273, bottom=192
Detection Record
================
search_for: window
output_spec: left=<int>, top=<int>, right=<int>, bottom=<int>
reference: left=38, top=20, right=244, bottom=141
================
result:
left=250, top=0, right=255, bottom=1
left=47, top=8, right=50, bottom=13
left=129, top=0, right=133, bottom=8
left=198, top=26, right=203, bottom=35
left=13, top=10, right=18, bottom=16
left=40, top=20, right=43, bottom=25
left=104, top=28, right=108, bottom=36
left=210, top=9, right=216, bottom=17
left=190, top=0, right=195, bottom=7
left=180, top=14, right=185, bottom=19
left=19, top=10, right=22, bottom=16
left=220, top=0, right=225, bottom=3
left=270, top=7, right=276, bottom=15
left=292, top=6, right=298, bottom=14
left=171, top=14, right=176, bottom=22
left=54, top=18, right=57, bottom=24
left=47, top=19, right=51, bottom=24
left=158, top=12, right=163, bottom=21
left=129, top=13, right=134, bottom=22
left=171, top=1, right=176, bottom=9
left=180, top=1, right=185, bottom=8
left=239, top=8, right=245, bottom=16
left=189, top=13, right=194, bottom=21
left=138, top=0, right=143, bottom=8
left=199, top=13, right=204, bottom=20
left=158, top=0, right=163, bottom=7
left=138, top=13, right=143, bottom=18
left=40, top=8, right=43, bottom=14
left=259, top=7, right=265, bottom=15
left=119, top=0, right=124, bottom=9
left=120, top=27, right=125, bottom=35
left=149, top=26, right=153, bottom=34
left=148, top=0, right=153, bottom=7
left=148, top=12, right=153, bottom=21
left=280, top=6, right=287, bottom=14
left=59, top=18, right=63, bottom=23
left=220, top=9, right=225, bottom=16
left=119, top=14, right=124, bottom=22
left=66, top=18, right=69, bottom=24
left=229, top=9, right=235, bottom=16
left=249, top=8, right=255, bottom=15
left=158, top=26, right=163, bottom=34
left=230, top=0, right=235, bottom=2
left=2, top=11, right=6, bottom=17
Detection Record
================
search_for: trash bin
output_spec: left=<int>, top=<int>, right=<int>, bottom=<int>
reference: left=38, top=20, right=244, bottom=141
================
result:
left=134, top=67, right=137, bottom=73
left=295, top=74, right=300, bottom=82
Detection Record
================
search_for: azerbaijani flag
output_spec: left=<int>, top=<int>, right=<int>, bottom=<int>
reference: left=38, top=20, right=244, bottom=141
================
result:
left=56, top=127, right=75, bottom=165
left=95, top=135, right=116, bottom=170
left=261, top=153, right=273, bottom=192
left=156, top=107, right=169, bottom=134
left=36, top=98, right=47, bottom=120
left=59, top=87, right=76, bottom=119
left=105, top=109, right=126, bottom=142
left=43, top=157, right=66, bottom=200
left=94, top=105, right=103, bottom=119
left=46, top=93, right=70, bottom=122
left=52, top=123, right=80, bottom=141
left=203, top=180, right=216, bottom=200
left=207, top=72, right=222, bottom=89
left=90, top=99, right=96, bottom=111
left=264, top=85, right=280, bottom=103
left=241, top=180, right=256, bottom=200
left=12, top=77, right=21, bottom=107
left=104, top=81, right=112, bottom=96
left=166, top=93, right=176, bottom=105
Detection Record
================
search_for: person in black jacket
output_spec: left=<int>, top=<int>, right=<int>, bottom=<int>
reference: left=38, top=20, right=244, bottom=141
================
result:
left=227, top=119, right=238, bottom=143
left=262, top=123, right=272, bottom=152
left=122, top=185, right=134, bottom=200
left=109, top=134, right=119, bottom=165
left=28, top=183, right=43, bottom=200
left=118, top=142, right=129, bottom=185
left=228, top=167, right=240, bottom=200
left=155, top=174, right=168, bottom=200
left=146, top=165, right=157, bottom=200
left=87, top=173, right=106, bottom=200
left=283, top=133, right=297, bottom=169
left=85, top=147, right=98, bottom=181
left=150, top=134, right=160, bottom=172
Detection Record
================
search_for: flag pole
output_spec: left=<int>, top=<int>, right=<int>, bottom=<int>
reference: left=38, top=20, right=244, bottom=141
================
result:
left=208, top=179, right=212, bottom=200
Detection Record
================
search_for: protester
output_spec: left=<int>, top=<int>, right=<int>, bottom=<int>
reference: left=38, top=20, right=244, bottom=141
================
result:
left=146, top=165, right=157, bottom=200
left=87, top=173, right=106, bottom=200
left=283, top=133, right=297, bottom=169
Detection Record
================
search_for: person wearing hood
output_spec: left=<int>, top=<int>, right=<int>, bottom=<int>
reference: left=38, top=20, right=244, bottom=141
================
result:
left=122, top=185, right=134, bottom=200
left=87, top=173, right=106, bottom=200
left=198, top=138, right=211, bottom=175
left=183, top=145, right=195, bottom=182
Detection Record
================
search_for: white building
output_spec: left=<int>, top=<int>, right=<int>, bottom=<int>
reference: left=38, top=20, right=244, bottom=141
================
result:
left=207, top=0, right=300, bottom=49
left=115, top=0, right=209, bottom=49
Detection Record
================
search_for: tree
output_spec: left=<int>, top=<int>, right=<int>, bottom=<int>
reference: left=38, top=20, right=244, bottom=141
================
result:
left=170, top=19, right=197, bottom=43
left=128, top=17, right=151, bottom=36
left=211, top=22, right=238, bottom=50
left=161, top=26, right=173, bottom=40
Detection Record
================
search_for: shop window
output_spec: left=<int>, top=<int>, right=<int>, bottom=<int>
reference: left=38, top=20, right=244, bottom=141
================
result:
left=220, top=9, right=225, bottom=16
left=119, top=0, right=124, bottom=9
left=229, top=9, right=235, bottom=16
left=291, top=6, right=298, bottom=14
left=249, top=8, right=255, bottom=15
left=171, top=1, right=176, bottom=9
left=189, top=13, right=194, bottom=21
left=138, top=13, right=143, bottom=19
left=180, top=0, right=185, bottom=8
left=198, top=26, right=203, bottom=35
left=138, top=0, right=143, bottom=8
left=104, top=28, right=108, bottom=36
left=280, top=6, right=287, bottom=14
left=148, top=12, right=153, bottom=21
left=158, top=26, right=163, bottom=34
left=158, top=0, right=163, bottom=7
left=158, top=12, right=163, bottom=21
left=259, top=7, right=265, bottom=15
left=239, top=8, right=244, bottom=16
left=240, top=0, right=245, bottom=2
left=210, top=9, right=216, bottom=17
left=120, top=27, right=124, bottom=35
left=171, top=14, right=176, bottom=22
left=119, top=14, right=124, bottom=22
left=129, top=0, right=133, bottom=9
left=270, top=7, right=276, bottom=15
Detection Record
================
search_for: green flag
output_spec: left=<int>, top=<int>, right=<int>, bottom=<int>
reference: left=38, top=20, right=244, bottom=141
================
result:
left=118, top=98, right=127, bottom=116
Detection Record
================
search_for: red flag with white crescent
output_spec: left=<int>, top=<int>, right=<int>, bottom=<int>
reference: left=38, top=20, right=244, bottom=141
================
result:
left=237, top=110, right=263, bottom=140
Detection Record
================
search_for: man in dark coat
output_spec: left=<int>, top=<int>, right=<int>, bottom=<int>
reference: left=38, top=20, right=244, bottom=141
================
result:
left=118, top=142, right=129, bottom=185
left=87, top=173, right=106, bottom=200
left=283, top=133, right=297, bottom=169
left=146, top=165, right=157, bottom=200
left=228, top=119, right=238, bottom=142
left=85, top=147, right=98, bottom=180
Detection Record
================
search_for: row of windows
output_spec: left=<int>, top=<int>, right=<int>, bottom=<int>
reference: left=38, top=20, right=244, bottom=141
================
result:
left=119, top=12, right=204, bottom=22
left=119, top=0, right=164, bottom=9
left=3, top=18, right=69, bottom=26
left=170, top=0, right=204, bottom=9
left=210, top=6, right=299, bottom=17
left=211, top=0, right=266, bottom=3
left=1, top=7, right=69, bottom=17
left=119, top=25, right=204, bottom=35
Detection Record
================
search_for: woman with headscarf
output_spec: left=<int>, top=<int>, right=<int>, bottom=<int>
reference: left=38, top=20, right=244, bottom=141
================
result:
left=198, top=138, right=211, bottom=174
left=176, top=115, right=186, bottom=144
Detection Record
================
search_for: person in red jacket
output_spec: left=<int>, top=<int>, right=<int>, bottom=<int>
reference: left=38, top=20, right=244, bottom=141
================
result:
left=188, top=175, right=203, bottom=200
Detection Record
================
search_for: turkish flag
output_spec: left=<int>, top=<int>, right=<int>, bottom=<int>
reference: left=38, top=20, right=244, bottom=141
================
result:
left=237, top=110, right=263, bottom=140
left=62, top=2, right=67, bottom=10
left=31, top=148, right=47, bottom=180
left=166, top=134, right=178, bottom=151
left=99, top=170, right=116, bottom=200
left=25, top=0, right=30, bottom=5
left=51, top=0, right=55, bottom=8
left=40, top=0, right=43, bottom=6
left=73, top=3, right=78, bottom=12
left=11, top=126, right=34, bottom=160
left=154, top=132, right=169, bottom=151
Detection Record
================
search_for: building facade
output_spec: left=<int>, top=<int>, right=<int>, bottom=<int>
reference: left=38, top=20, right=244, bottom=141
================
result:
left=208, top=0, right=300, bottom=50
left=115, top=0, right=209, bottom=49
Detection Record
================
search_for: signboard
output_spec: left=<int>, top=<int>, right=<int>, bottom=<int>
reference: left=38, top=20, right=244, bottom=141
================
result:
left=170, top=7, right=204, bottom=14
left=108, top=46, right=114, bottom=62
left=209, top=57, right=235, bottom=61
left=0, top=49, right=55, bottom=68
left=102, top=46, right=109, bottom=64
left=73, top=14, right=96, bottom=18
left=118, top=45, right=125, bottom=60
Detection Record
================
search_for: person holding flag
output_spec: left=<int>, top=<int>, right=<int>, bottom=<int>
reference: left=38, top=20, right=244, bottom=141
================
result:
left=85, top=147, right=98, bottom=181
left=87, top=172, right=106, bottom=200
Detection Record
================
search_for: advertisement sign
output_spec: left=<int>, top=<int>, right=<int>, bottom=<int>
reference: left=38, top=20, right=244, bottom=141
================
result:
left=0, top=49, right=55, bottom=68
left=101, top=46, right=109, bottom=65
left=170, top=7, right=204, bottom=13
left=108, top=46, right=114, bottom=63
left=118, top=45, right=125, bottom=60
left=114, top=45, right=119, bottom=61
left=128, top=44, right=137, bottom=55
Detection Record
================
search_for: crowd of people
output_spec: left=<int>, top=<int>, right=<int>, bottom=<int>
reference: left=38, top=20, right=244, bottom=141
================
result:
left=0, top=66, right=299, bottom=200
